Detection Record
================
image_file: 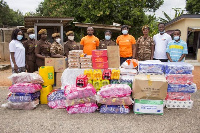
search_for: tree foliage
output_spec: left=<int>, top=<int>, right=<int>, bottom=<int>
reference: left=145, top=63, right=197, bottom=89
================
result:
left=0, top=0, right=24, bottom=26
left=186, top=0, right=200, bottom=14
left=34, top=0, right=163, bottom=39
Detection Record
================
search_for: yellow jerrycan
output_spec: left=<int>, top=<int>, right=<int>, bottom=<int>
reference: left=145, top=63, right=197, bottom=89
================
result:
left=40, top=85, right=53, bottom=104
left=39, top=66, right=54, bottom=86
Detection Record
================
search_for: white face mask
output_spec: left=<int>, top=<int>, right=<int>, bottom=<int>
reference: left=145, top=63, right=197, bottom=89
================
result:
left=29, top=34, right=35, bottom=39
left=56, top=38, right=61, bottom=44
left=68, top=36, right=74, bottom=41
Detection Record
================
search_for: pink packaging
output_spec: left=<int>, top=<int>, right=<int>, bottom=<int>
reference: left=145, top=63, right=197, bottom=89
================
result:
left=166, top=74, right=193, bottom=84
left=66, top=103, right=98, bottom=114
left=166, top=92, right=191, bottom=101
left=96, top=95, right=133, bottom=105
left=99, top=84, right=132, bottom=98
left=48, top=100, right=66, bottom=109
left=9, top=83, right=42, bottom=93
left=64, top=84, right=96, bottom=100
left=66, top=96, right=96, bottom=106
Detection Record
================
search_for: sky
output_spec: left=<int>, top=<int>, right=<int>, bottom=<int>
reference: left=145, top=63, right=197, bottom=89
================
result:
left=4, top=0, right=186, bottom=19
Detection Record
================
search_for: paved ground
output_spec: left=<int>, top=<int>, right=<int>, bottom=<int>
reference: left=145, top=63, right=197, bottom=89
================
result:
left=0, top=66, right=199, bottom=133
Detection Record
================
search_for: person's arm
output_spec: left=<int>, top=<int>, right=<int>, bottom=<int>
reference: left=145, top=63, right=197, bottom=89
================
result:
left=132, top=44, right=136, bottom=58
left=178, top=54, right=186, bottom=62
left=10, top=52, right=18, bottom=72
left=64, top=43, right=69, bottom=57
left=166, top=53, right=173, bottom=62
left=150, top=37, right=155, bottom=60
left=80, top=37, right=84, bottom=50
left=135, top=38, right=140, bottom=60
left=96, top=38, right=99, bottom=49
left=178, top=42, right=188, bottom=62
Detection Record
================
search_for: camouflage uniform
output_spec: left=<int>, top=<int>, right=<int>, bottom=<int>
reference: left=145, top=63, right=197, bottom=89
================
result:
left=50, top=42, right=64, bottom=56
left=99, top=39, right=116, bottom=49
left=136, top=36, right=155, bottom=61
left=64, top=40, right=79, bottom=56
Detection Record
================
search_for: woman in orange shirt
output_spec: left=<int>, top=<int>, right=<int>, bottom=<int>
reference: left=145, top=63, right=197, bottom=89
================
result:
left=116, top=25, right=136, bottom=65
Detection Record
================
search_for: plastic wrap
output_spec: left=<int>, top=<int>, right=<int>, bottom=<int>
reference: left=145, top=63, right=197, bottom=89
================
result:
left=166, top=74, right=193, bottom=84
left=48, top=100, right=66, bottom=109
left=167, top=83, right=197, bottom=93
left=8, top=72, right=44, bottom=84
left=138, top=61, right=165, bottom=74
left=165, top=62, right=194, bottom=74
left=64, top=84, right=96, bottom=100
left=166, top=92, right=191, bottom=101
left=96, top=95, right=132, bottom=105
left=120, top=68, right=137, bottom=75
left=99, top=84, right=132, bottom=98
left=100, top=105, right=130, bottom=114
left=121, top=59, right=138, bottom=69
left=8, top=91, right=40, bottom=103
left=9, top=83, right=42, bottom=93
left=66, top=96, right=96, bottom=106
left=165, top=100, right=193, bottom=109
left=66, top=103, right=98, bottom=114
left=1, top=99, right=39, bottom=110
left=47, top=89, right=66, bottom=102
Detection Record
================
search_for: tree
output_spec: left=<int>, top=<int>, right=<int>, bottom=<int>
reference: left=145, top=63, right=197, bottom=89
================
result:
left=0, top=0, right=24, bottom=26
left=186, top=0, right=200, bottom=14
left=34, top=0, right=164, bottom=39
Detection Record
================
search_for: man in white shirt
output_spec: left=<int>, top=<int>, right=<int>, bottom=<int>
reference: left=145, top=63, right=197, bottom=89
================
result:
left=153, top=23, right=172, bottom=62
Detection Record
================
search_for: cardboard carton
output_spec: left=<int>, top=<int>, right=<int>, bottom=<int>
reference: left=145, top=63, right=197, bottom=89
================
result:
left=92, top=50, right=107, bottom=57
left=93, top=61, right=108, bottom=69
left=45, top=58, right=55, bottom=67
left=55, top=58, right=68, bottom=72
left=108, top=56, right=120, bottom=68
left=134, top=99, right=164, bottom=115
left=133, top=74, right=168, bottom=100
left=56, top=73, right=62, bottom=88
left=107, top=46, right=120, bottom=57
left=92, top=56, right=108, bottom=63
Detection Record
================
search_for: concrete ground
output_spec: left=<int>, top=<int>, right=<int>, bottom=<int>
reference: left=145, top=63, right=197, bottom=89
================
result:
left=0, top=66, right=199, bottom=133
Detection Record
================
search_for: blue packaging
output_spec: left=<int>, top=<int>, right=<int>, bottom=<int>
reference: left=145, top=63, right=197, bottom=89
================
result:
left=100, top=105, right=130, bottom=114
left=138, top=61, right=165, bottom=74
left=165, top=62, right=193, bottom=74
left=47, top=89, right=66, bottom=101
left=168, top=83, right=197, bottom=93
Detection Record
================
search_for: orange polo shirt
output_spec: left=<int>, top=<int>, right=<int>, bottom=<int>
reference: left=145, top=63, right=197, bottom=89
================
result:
left=116, top=34, right=136, bottom=57
left=80, top=35, right=99, bottom=55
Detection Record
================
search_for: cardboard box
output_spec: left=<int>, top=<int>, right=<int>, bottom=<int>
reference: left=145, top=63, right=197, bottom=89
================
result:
left=133, top=74, right=168, bottom=100
left=92, top=56, right=108, bottom=63
left=108, top=56, right=120, bottom=68
left=80, top=57, right=92, bottom=63
left=45, top=58, right=55, bottom=67
left=93, top=62, right=108, bottom=69
left=197, top=49, right=200, bottom=62
left=92, top=50, right=107, bottom=57
left=107, top=46, right=120, bottom=57
left=56, top=72, right=62, bottom=88
left=55, top=58, right=68, bottom=72
left=134, top=99, right=164, bottom=115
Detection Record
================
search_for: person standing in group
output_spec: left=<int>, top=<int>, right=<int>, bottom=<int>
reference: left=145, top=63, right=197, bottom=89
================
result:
left=64, top=31, right=79, bottom=57
left=35, top=29, right=51, bottom=68
left=153, top=23, right=172, bottom=62
left=9, top=28, right=26, bottom=73
left=50, top=33, right=65, bottom=58
left=99, top=30, right=116, bottom=49
left=166, top=29, right=188, bottom=62
left=136, top=25, right=155, bottom=61
left=23, top=28, right=38, bottom=72
left=80, top=27, right=99, bottom=55
left=116, top=25, right=136, bottom=65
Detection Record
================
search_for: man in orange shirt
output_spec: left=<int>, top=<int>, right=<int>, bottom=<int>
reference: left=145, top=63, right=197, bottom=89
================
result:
left=116, top=25, right=136, bottom=65
left=80, top=27, right=99, bottom=55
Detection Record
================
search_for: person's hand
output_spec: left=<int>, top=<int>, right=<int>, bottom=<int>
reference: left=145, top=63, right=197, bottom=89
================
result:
left=14, top=64, right=18, bottom=73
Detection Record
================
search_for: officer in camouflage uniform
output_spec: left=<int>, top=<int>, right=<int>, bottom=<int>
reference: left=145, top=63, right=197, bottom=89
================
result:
left=23, top=28, right=38, bottom=72
left=50, top=33, right=65, bottom=58
left=136, top=25, right=155, bottom=61
left=35, top=29, right=51, bottom=68
left=99, top=30, right=116, bottom=49
left=64, top=31, right=79, bottom=57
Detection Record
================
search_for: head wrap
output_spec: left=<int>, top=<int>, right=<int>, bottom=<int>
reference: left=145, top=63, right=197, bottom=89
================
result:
left=66, top=31, right=74, bottom=36
left=38, top=29, right=47, bottom=35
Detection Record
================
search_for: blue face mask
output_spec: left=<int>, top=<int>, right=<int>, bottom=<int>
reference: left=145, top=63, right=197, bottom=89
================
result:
left=174, top=36, right=180, bottom=41
left=105, top=35, right=111, bottom=40
left=122, top=30, right=128, bottom=35
left=29, top=34, right=35, bottom=39
left=17, top=35, right=23, bottom=40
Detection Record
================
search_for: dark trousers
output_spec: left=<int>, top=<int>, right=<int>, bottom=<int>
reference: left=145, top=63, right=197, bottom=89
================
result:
left=120, top=57, right=132, bottom=65
left=153, top=58, right=168, bottom=62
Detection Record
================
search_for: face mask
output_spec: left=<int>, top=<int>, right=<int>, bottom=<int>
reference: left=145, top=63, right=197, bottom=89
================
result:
left=159, top=30, right=165, bottom=34
left=68, top=36, right=74, bottom=41
left=174, top=36, right=180, bottom=41
left=17, top=35, right=23, bottom=40
left=122, top=30, right=128, bottom=35
left=29, top=34, right=35, bottom=39
left=56, top=38, right=61, bottom=44
left=105, top=35, right=111, bottom=40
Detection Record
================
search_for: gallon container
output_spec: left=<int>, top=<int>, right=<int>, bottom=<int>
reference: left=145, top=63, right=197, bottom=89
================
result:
left=40, top=85, right=53, bottom=104
left=39, top=66, right=54, bottom=86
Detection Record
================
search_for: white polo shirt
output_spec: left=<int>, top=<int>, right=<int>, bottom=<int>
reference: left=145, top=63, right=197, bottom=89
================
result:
left=9, top=40, right=25, bottom=67
left=153, top=33, right=172, bottom=59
